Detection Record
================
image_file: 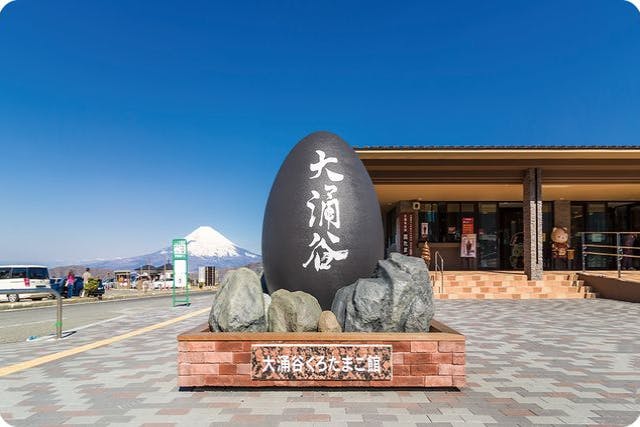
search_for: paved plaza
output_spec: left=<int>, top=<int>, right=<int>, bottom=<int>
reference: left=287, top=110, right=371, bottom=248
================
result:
left=1, top=296, right=639, bottom=426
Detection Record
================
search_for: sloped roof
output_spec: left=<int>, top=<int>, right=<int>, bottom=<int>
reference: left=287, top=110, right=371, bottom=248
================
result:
left=355, top=145, right=640, bottom=151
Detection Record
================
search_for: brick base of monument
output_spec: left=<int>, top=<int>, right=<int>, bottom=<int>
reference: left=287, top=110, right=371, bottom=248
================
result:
left=177, top=320, right=465, bottom=389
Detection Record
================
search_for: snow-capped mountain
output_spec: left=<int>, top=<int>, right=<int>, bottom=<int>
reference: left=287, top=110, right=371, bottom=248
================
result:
left=82, top=226, right=260, bottom=272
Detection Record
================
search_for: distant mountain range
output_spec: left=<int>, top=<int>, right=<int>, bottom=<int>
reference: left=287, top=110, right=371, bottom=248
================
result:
left=66, top=226, right=261, bottom=272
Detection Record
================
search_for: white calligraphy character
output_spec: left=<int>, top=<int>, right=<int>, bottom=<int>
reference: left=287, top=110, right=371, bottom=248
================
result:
left=309, top=150, right=344, bottom=182
left=367, top=355, right=381, bottom=373
left=277, top=355, right=291, bottom=373
left=315, top=356, right=328, bottom=373
left=327, top=356, right=341, bottom=372
left=302, top=233, right=349, bottom=271
left=291, top=356, right=305, bottom=373
left=341, top=356, right=354, bottom=372
left=262, top=355, right=276, bottom=373
left=306, top=185, right=341, bottom=231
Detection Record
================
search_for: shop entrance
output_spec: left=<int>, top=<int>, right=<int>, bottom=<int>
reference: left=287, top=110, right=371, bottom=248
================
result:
left=498, top=204, right=524, bottom=270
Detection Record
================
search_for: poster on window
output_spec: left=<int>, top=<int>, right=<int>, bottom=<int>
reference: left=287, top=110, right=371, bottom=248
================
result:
left=462, top=217, right=474, bottom=234
left=420, top=222, right=429, bottom=239
left=460, top=234, right=477, bottom=258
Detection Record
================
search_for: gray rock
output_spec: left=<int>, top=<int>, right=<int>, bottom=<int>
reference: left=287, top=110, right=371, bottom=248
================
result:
left=331, top=252, right=435, bottom=332
left=318, top=310, right=342, bottom=332
left=208, top=268, right=267, bottom=332
left=263, top=293, right=272, bottom=324
left=345, top=278, right=388, bottom=332
left=268, top=289, right=322, bottom=332
left=330, top=282, right=355, bottom=327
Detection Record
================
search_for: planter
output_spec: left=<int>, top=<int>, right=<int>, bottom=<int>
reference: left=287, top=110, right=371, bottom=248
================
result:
left=177, top=320, right=465, bottom=389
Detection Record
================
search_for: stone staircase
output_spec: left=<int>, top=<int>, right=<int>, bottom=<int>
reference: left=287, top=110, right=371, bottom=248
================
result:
left=430, top=272, right=598, bottom=300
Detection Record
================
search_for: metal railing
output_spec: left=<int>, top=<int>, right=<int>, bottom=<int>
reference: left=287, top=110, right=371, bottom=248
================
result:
left=1, top=288, right=62, bottom=338
left=580, top=232, right=639, bottom=279
left=434, top=251, right=445, bottom=293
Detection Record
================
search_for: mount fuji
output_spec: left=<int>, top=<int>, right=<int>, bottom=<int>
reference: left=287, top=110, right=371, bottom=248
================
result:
left=82, top=226, right=261, bottom=272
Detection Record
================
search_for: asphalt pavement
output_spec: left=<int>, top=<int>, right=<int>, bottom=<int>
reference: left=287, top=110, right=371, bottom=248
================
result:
left=1, top=298, right=639, bottom=426
left=0, top=293, right=215, bottom=344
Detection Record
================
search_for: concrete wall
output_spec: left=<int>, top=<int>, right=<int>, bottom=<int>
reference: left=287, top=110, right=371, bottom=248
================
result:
left=578, top=273, right=640, bottom=303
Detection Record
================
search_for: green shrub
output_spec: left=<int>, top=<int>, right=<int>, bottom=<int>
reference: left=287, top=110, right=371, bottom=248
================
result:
left=85, top=278, right=100, bottom=294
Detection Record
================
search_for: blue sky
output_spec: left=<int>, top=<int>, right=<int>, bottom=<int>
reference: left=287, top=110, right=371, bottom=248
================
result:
left=1, top=0, right=639, bottom=264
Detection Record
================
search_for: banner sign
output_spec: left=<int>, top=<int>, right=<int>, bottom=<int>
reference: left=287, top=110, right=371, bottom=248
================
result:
left=251, top=344, right=392, bottom=381
left=172, top=238, right=189, bottom=289
left=462, top=217, right=474, bottom=235
left=399, top=213, right=415, bottom=256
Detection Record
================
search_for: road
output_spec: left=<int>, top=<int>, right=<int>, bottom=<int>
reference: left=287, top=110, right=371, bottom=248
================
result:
left=0, top=293, right=214, bottom=344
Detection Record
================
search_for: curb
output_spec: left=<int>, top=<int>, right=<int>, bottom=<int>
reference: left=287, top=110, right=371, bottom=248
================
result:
left=0, top=289, right=216, bottom=311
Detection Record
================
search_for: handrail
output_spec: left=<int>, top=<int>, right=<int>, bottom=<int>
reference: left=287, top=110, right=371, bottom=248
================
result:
left=0, top=287, right=62, bottom=339
left=579, top=232, right=638, bottom=279
left=434, top=251, right=445, bottom=293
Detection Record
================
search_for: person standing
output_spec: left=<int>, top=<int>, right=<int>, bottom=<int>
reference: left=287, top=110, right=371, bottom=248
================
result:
left=622, top=233, right=637, bottom=270
left=66, top=270, right=75, bottom=299
left=81, top=268, right=92, bottom=297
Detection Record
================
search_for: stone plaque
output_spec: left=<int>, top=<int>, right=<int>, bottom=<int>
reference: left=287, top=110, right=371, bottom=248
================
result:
left=251, top=344, right=392, bottom=381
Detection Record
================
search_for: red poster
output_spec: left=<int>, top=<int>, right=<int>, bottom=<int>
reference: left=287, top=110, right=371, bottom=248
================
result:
left=462, top=217, right=474, bottom=235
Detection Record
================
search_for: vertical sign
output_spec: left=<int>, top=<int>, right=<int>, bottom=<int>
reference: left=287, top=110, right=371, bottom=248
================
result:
left=399, top=213, right=415, bottom=256
left=172, top=238, right=190, bottom=306
left=462, top=217, right=474, bottom=235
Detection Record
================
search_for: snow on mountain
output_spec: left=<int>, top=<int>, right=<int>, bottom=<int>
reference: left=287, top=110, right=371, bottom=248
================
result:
left=185, top=226, right=239, bottom=257
left=81, top=226, right=261, bottom=272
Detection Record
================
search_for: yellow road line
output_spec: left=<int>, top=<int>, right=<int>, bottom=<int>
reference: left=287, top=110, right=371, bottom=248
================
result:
left=0, top=307, right=209, bottom=377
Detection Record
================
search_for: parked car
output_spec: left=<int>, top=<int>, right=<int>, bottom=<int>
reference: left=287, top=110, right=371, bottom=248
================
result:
left=131, top=274, right=151, bottom=289
left=101, top=278, right=115, bottom=289
left=50, top=277, right=83, bottom=298
left=49, top=278, right=64, bottom=295
left=0, top=265, right=52, bottom=303
left=152, top=278, right=173, bottom=289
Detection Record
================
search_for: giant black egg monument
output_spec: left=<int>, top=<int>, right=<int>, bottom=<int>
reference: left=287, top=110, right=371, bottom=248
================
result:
left=262, top=131, right=384, bottom=309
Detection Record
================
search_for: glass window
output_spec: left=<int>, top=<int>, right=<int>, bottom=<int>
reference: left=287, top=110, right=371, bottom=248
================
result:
left=0, top=268, right=10, bottom=279
left=28, top=268, right=49, bottom=280
left=11, top=268, right=27, bottom=279
left=418, top=203, right=439, bottom=242
left=478, top=203, right=497, bottom=268
left=446, top=203, right=461, bottom=242
left=542, top=202, right=554, bottom=269
left=631, top=205, right=640, bottom=231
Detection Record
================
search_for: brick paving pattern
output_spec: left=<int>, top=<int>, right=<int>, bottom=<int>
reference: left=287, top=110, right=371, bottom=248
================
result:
left=1, top=298, right=639, bottom=426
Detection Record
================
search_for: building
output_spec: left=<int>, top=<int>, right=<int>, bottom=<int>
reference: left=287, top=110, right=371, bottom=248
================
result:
left=198, top=266, right=216, bottom=286
left=355, top=146, right=640, bottom=279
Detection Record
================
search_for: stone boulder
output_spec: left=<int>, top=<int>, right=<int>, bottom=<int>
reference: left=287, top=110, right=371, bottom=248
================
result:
left=208, top=268, right=267, bottom=332
left=331, top=252, right=435, bottom=332
left=318, top=310, right=342, bottom=332
left=263, top=293, right=272, bottom=324
left=268, top=289, right=322, bottom=332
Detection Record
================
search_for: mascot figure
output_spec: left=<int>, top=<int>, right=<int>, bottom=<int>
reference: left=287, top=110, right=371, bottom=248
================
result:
left=551, top=227, right=569, bottom=259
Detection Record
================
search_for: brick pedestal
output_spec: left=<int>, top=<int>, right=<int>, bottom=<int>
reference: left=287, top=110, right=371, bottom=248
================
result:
left=177, top=320, right=465, bottom=389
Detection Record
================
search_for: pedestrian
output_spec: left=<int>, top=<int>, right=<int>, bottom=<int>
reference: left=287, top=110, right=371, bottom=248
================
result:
left=81, top=268, right=91, bottom=297
left=66, top=270, right=75, bottom=299
left=622, top=233, right=636, bottom=270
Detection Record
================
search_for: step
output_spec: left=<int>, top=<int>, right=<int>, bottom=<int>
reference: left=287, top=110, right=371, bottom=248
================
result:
left=435, top=292, right=592, bottom=300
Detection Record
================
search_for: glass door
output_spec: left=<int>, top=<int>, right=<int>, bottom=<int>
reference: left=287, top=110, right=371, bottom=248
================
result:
left=478, top=203, right=498, bottom=269
left=498, top=204, right=524, bottom=270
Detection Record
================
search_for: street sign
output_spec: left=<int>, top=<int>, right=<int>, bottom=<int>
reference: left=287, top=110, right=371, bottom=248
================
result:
left=172, top=238, right=190, bottom=306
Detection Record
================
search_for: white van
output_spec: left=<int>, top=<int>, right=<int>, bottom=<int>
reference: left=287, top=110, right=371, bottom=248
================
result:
left=0, top=265, right=52, bottom=303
